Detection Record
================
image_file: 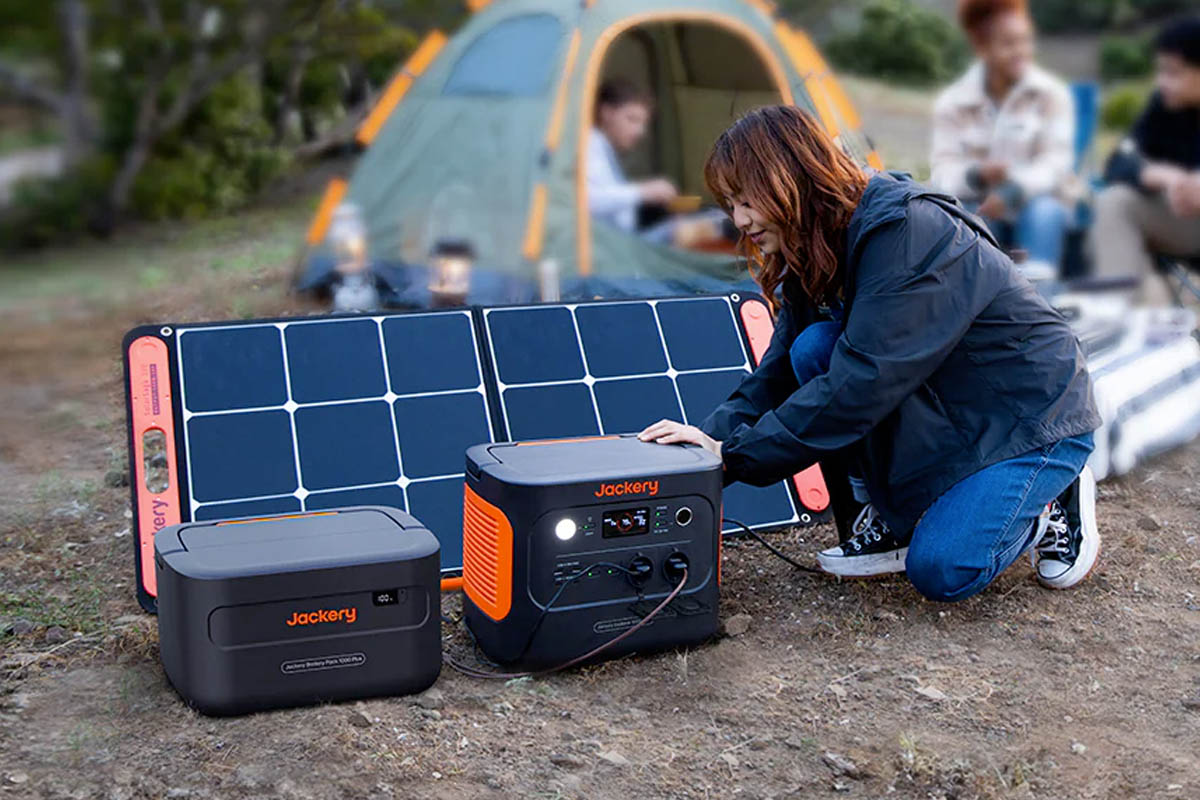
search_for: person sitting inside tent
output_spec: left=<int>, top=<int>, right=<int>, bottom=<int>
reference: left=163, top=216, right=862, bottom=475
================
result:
left=931, top=0, right=1075, bottom=281
left=1093, top=16, right=1200, bottom=306
left=588, top=78, right=727, bottom=248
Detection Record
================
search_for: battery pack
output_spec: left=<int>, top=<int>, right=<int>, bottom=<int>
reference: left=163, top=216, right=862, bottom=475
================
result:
left=155, top=506, right=441, bottom=715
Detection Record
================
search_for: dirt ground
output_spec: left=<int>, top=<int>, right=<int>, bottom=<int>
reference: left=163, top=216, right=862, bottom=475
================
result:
left=1, top=201, right=1198, bottom=800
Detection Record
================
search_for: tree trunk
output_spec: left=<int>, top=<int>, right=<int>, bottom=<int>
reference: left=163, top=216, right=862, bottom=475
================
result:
left=56, top=0, right=94, bottom=169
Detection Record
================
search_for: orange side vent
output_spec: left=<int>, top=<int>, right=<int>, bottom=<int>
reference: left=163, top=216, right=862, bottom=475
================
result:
left=463, top=485, right=513, bottom=621
left=306, top=178, right=348, bottom=246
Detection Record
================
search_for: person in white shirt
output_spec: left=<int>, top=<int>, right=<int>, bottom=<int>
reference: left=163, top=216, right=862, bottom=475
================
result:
left=588, top=79, right=680, bottom=239
left=931, top=0, right=1076, bottom=280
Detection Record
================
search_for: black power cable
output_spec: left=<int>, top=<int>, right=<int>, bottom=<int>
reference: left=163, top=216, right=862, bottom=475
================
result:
left=722, top=516, right=825, bottom=576
left=446, top=564, right=688, bottom=680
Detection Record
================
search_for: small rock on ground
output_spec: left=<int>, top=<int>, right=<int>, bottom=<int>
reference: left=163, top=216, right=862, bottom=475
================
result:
left=347, top=712, right=371, bottom=728
left=415, top=687, right=444, bottom=710
left=549, top=753, right=584, bottom=770
left=44, top=626, right=67, bottom=644
left=597, top=751, right=630, bottom=768
left=723, top=613, right=752, bottom=637
left=6, top=619, right=34, bottom=636
left=822, top=751, right=865, bottom=779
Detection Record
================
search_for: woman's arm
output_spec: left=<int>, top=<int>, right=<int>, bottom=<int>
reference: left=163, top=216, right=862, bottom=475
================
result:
left=719, top=204, right=1003, bottom=487
left=697, top=303, right=800, bottom=441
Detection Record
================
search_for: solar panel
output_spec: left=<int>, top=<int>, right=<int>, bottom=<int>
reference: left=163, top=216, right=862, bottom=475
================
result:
left=125, top=293, right=815, bottom=610
left=482, top=297, right=804, bottom=533
left=171, top=311, right=495, bottom=577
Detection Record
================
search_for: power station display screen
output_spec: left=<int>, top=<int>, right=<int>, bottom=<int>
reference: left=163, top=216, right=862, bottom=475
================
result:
left=602, top=508, right=649, bottom=538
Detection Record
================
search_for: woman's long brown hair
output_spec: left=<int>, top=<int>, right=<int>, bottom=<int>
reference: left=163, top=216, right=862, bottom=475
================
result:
left=704, top=106, right=869, bottom=312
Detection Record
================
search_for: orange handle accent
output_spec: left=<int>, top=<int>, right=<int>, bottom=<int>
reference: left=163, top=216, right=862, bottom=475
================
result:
left=440, top=576, right=464, bottom=592
left=738, top=298, right=830, bottom=515
left=128, top=336, right=182, bottom=597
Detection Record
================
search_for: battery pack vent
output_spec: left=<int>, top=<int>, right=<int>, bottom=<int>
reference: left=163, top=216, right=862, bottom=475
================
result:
left=462, top=485, right=513, bottom=621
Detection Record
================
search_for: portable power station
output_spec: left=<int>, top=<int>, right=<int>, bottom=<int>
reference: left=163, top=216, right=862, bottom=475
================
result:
left=462, top=435, right=722, bottom=669
left=155, top=506, right=441, bottom=715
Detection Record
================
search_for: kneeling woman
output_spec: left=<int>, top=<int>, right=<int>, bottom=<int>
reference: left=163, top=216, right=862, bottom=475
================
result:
left=640, top=106, right=1101, bottom=601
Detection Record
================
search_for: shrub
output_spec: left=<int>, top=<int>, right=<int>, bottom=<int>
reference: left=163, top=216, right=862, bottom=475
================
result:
left=824, top=0, right=971, bottom=87
left=1100, top=36, right=1154, bottom=83
left=1101, top=84, right=1152, bottom=131
left=0, top=156, right=115, bottom=248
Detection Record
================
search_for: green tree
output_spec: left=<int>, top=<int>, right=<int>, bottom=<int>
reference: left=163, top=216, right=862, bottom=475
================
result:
left=0, top=0, right=433, bottom=238
left=824, top=0, right=971, bottom=87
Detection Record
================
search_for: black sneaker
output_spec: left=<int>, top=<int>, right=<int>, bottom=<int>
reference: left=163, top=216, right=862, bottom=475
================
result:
left=817, top=504, right=908, bottom=577
left=1032, top=466, right=1101, bottom=589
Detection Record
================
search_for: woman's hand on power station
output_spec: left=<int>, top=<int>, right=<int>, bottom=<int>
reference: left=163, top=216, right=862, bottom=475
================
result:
left=638, top=420, right=722, bottom=459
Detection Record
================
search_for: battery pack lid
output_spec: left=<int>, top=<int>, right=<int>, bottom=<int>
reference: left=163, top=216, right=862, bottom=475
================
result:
left=155, top=506, right=438, bottom=580
left=469, top=434, right=722, bottom=486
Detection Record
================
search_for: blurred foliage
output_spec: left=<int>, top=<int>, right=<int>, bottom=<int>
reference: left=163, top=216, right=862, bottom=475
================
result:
left=1, top=156, right=114, bottom=248
left=824, top=0, right=971, bottom=87
left=1032, top=0, right=1196, bottom=33
left=0, top=0, right=458, bottom=249
left=132, top=77, right=289, bottom=220
left=1100, top=35, right=1155, bottom=82
left=1101, top=82, right=1153, bottom=131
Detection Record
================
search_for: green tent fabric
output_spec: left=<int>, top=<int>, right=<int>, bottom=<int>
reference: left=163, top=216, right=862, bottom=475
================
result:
left=300, top=0, right=879, bottom=306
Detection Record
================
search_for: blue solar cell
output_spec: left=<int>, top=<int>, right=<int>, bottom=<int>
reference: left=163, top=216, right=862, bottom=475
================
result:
left=394, top=392, right=491, bottom=478
left=285, top=319, right=386, bottom=403
left=722, top=482, right=798, bottom=533
left=187, top=411, right=296, bottom=502
left=383, top=313, right=482, bottom=395
left=194, top=496, right=301, bottom=521
left=306, top=485, right=406, bottom=513
left=593, top=377, right=682, bottom=434
left=180, top=326, right=287, bottom=412
left=503, top=384, right=598, bottom=440
left=656, top=299, right=747, bottom=371
left=487, top=307, right=584, bottom=384
left=294, top=401, right=398, bottom=490
left=575, top=303, right=668, bottom=378
left=676, top=369, right=749, bottom=425
left=407, top=478, right=466, bottom=572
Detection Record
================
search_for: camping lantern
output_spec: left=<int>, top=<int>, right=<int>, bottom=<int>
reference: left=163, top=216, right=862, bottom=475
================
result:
left=429, top=239, right=474, bottom=307
left=329, top=203, right=368, bottom=276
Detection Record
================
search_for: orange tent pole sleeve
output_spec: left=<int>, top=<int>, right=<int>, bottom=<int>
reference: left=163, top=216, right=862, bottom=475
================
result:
left=305, top=178, right=349, bottom=246
left=356, top=30, right=448, bottom=147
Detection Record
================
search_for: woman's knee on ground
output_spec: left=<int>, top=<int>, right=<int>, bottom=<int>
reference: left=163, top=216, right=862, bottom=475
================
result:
left=904, top=545, right=989, bottom=603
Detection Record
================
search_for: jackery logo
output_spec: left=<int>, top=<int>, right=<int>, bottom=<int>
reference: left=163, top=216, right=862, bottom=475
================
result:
left=286, top=607, right=358, bottom=627
left=594, top=479, right=659, bottom=498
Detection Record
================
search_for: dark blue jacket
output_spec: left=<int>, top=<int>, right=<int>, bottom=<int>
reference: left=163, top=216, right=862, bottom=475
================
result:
left=701, top=172, right=1101, bottom=534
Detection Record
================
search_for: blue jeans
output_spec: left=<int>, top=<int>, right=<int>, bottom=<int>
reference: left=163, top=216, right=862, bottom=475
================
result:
left=974, top=195, right=1070, bottom=268
left=790, top=321, right=1095, bottom=602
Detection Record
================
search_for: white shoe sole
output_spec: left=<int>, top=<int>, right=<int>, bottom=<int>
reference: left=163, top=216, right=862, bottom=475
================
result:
left=1038, top=466, right=1101, bottom=590
left=817, top=546, right=908, bottom=577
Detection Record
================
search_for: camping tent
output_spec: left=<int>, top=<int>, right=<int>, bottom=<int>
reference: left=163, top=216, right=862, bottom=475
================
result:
left=297, top=0, right=882, bottom=307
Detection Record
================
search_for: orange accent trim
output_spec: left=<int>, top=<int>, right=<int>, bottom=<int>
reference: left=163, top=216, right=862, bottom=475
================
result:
left=522, top=183, right=548, bottom=261
left=744, top=0, right=777, bottom=16
left=866, top=150, right=885, bottom=170
left=466, top=0, right=492, bottom=11
left=128, top=336, right=182, bottom=598
left=463, top=485, right=513, bottom=621
left=515, top=435, right=620, bottom=446
left=355, top=30, right=447, bottom=146
left=804, top=77, right=841, bottom=138
left=737, top=299, right=831, bottom=516
left=440, top=576, right=465, bottom=592
left=216, top=512, right=337, bottom=526
left=793, top=466, right=831, bottom=514
left=823, top=73, right=862, bottom=130
left=545, top=29, right=581, bottom=153
left=738, top=298, right=774, bottom=362
left=306, top=178, right=348, bottom=246
left=577, top=12, right=795, bottom=277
